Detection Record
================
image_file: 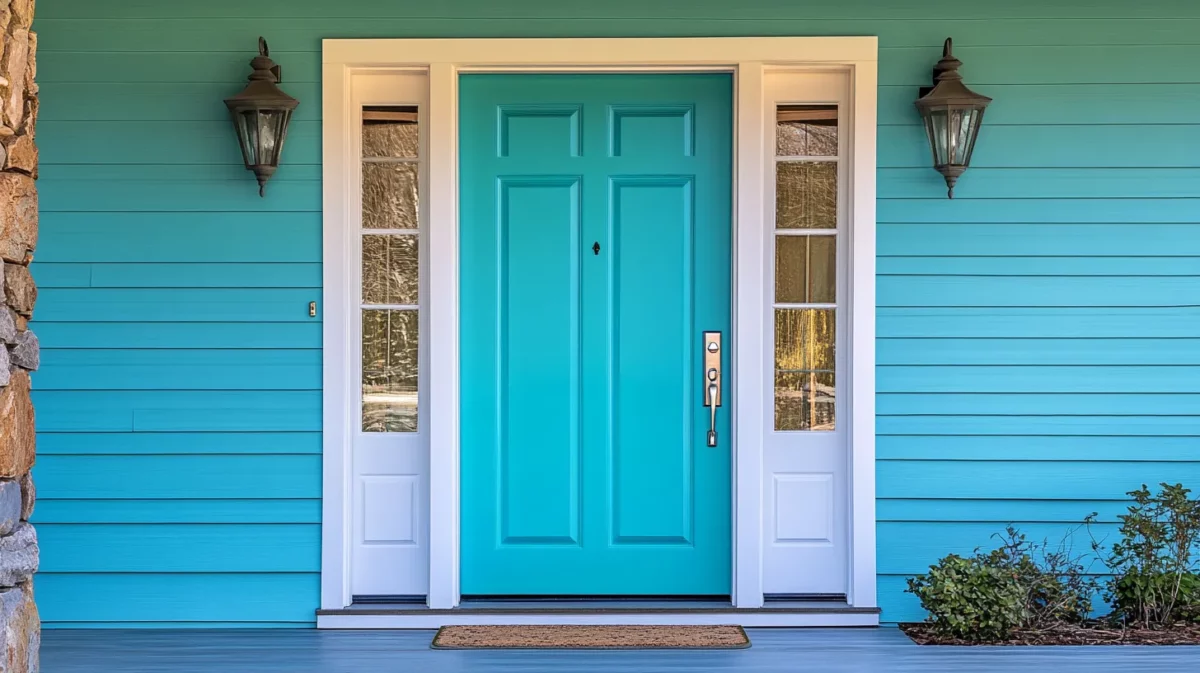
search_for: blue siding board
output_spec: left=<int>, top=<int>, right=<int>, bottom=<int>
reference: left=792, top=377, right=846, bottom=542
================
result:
left=878, top=435, right=1200, bottom=462
left=35, top=574, right=319, bottom=624
left=34, top=455, right=321, bottom=499
left=40, top=351, right=318, bottom=366
left=880, top=276, right=1200, bottom=306
left=878, top=461, right=1200, bottom=500
left=34, top=264, right=322, bottom=289
left=38, top=432, right=322, bottom=455
left=35, top=365, right=319, bottom=391
left=879, top=417, right=1200, bottom=437
left=878, top=257, right=1200, bottom=275
left=880, top=224, right=1200, bottom=255
left=878, top=307, right=1200, bottom=338
left=877, top=339, right=1200, bottom=365
left=877, top=366, right=1200, bottom=394
left=37, top=524, right=321, bottom=572
left=878, top=393, right=1200, bottom=416
left=33, top=500, right=322, bottom=524
left=879, top=499, right=1134, bottom=523
left=34, top=323, right=321, bottom=349
left=876, top=521, right=1112, bottom=575
left=37, top=213, right=319, bottom=263
left=34, top=0, right=1200, bottom=628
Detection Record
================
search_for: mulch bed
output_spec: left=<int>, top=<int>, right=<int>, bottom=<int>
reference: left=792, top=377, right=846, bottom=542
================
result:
left=901, top=622, right=1200, bottom=646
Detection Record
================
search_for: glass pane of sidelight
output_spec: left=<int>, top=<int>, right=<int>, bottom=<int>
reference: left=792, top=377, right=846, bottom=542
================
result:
left=776, top=161, right=837, bottom=230
left=776, top=105, right=838, bottom=156
left=362, top=106, right=419, bottom=158
left=362, top=234, right=419, bottom=305
left=362, top=309, right=419, bottom=432
left=774, top=309, right=836, bottom=431
left=362, top=162, right=418, bottom=229
left=775, top=235, right=836, bottom=304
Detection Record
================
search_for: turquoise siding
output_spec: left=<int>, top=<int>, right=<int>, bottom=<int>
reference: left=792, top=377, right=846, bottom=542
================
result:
left=33, top=0, right=1200, bottom=626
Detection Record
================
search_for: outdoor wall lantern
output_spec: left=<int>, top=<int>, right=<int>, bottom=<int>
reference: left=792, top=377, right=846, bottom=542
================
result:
left=914, top=38, right=991, bottom=198
left=225, top=37, right=299, bottom=196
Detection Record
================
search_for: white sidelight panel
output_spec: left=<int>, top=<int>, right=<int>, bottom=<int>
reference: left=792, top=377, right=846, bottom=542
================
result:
left=762, top=71, right=852, bottom=597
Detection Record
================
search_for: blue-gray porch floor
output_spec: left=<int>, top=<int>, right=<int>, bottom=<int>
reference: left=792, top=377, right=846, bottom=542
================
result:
left=43, top=626, right=1200, bottom=672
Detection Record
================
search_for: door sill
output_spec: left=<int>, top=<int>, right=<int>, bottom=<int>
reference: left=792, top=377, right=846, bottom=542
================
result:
left=315, top=601, right=881, bottom=628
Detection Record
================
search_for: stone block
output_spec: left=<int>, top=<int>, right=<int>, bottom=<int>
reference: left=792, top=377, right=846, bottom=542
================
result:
left=0, top=480, right=16, bottom=537
left=17, top=97, right=31, bottom=143
left=0, top=28, right=29, bottom=131
left=1, top=265, right=31, bottom=316
left=0, top=174, right=34, bottom=265
left=0, top=349, right=8, bottom=387
left=22, top=31, right=35, bottom=101
left=0, top=583, right=37, bottom=673
left=9, top=0, right=33, bottom=30
left=8, top=331, right=33, bottom=371
left=0, top=312, right=10, bottom=346
left=1, top=135, right=33, bottom=176
left=15, top=473, right=29, bottom=522
left=0, top=523, right=35, bottom=587
left=0, top=370, right=32, bottom=478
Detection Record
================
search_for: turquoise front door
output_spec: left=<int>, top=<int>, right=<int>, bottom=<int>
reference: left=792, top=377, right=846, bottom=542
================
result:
left=460, top=74, right=732, bottom=596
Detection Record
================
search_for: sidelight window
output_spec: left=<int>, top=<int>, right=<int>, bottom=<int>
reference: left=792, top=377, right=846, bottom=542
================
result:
left=361, top=106, right=421, bottom=432
left=773, top=105, right=838, bottom=431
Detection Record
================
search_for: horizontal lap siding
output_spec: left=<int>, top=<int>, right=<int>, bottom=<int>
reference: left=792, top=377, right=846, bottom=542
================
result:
left=34, top=0, right=1200, bottom=626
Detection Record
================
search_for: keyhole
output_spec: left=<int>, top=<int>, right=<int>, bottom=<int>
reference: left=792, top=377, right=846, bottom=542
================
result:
left=592, top=241, right=601, bottom=255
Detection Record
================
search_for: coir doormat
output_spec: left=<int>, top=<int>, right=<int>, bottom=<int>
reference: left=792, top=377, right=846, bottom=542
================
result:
left=431, top=624, right=751, bottom=650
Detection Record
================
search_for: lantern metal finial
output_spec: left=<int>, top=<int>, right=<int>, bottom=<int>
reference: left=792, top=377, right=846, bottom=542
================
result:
left=224, top=37, right=299, bottom=196
left=915, top=37, right=992, bottom=198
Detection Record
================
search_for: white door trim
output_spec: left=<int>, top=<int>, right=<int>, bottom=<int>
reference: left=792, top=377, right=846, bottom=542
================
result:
left=321, top=37, right=878, bottom=616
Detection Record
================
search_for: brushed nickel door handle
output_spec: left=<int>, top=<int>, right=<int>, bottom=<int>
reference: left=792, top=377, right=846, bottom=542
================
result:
left=703, top=331, right=722, bottom=447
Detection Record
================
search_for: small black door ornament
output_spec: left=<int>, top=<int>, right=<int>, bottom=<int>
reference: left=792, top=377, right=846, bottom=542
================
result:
left=593, top=241, right=601, bottom=255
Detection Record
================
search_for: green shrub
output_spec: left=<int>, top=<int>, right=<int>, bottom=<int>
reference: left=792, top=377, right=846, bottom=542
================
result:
left=907, top=526, right=1094, bottom=641
left=1111, top=570, right=1200, bottom=625
left=906, top=553, right=1026, bottom=641
left=1091, top=483, right=1200, bottom=628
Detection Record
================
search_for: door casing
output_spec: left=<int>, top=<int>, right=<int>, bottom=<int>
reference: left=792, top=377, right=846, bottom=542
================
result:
left=320, top=38, right=879, bottom=619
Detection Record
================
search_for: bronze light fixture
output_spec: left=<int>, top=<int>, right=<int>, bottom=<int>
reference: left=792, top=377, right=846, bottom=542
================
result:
left=225, top=37, right=299, bottom=196
left=915, top=38, right=991, bottom=198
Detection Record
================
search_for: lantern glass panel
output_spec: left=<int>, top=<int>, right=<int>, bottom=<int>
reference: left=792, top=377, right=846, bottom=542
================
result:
left=233, top=110, right=258, bottom=167
left=259, top=110, right=291, bottom=166
left=922, top=108, right=949, bottom=166
left=952, top=107, right=982, bottom=166
left=922, top=106, right=985, bottom=168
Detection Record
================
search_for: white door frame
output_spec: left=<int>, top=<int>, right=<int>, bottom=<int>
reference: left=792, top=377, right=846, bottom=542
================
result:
left=322, top=37, right=878, bottom=615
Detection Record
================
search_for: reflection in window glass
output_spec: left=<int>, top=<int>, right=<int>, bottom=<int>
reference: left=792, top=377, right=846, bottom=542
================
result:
left=775, top=235, right=836, bottom=304
left=362, top=234, right=419, bottom=305
left=363, top=107, right=419, bottom=158
left=776, top=105, right=838, bottom=156
left=362, top=162, right=418, bottom=230
left=775, top=162, right=837, bottom=230
left=774, top=309, right=836, bottom=431
left=362, top=105, right=421, bottom=433
left=362, top=309, right=419, bottom=432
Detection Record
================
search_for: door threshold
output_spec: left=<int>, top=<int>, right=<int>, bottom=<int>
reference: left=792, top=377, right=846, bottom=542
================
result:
left=315, top=601, right=881, bottom=628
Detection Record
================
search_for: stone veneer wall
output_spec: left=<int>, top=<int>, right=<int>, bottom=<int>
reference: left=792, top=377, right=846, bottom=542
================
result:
left=0, top=0, right=37, bottom=671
